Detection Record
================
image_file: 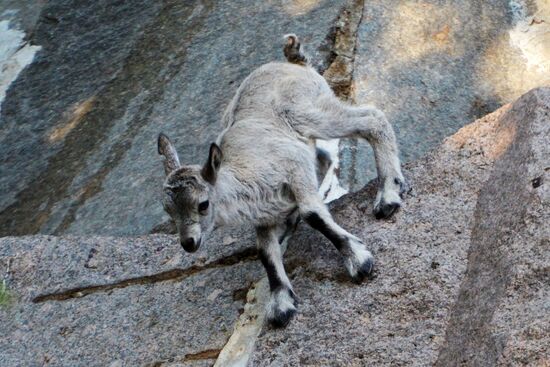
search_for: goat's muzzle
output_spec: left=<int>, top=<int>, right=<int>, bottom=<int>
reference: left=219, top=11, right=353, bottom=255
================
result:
left=181, top=237, right=201, bottom=252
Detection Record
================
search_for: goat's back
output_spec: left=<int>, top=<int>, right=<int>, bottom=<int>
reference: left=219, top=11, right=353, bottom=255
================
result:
left=221, top=62, right=332, bottom=130
left=216, top=62, right=330, bottom=185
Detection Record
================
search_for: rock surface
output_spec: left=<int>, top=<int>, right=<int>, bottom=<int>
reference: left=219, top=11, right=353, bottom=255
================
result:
left=1, top=0, right=549, bottom=236
left=251, top=88, right=550, bottom=365
left=339, top=0, right=550, bottom=190
left=0, top=0, right=346, bottom=236
left=1, top=88, right=548, bottom=366
left=0, top=228, right=261, bottom=366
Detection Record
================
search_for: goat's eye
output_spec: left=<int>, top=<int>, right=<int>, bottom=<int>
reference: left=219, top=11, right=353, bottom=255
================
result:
left=198, top=200, right=209, bottom=214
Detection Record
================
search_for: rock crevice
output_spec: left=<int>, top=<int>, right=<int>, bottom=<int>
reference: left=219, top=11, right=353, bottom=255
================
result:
left=32, top=246, right=257, bottom=303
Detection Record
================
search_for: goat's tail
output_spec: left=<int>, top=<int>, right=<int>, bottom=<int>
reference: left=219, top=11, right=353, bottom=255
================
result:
left=283, top=34, right=309, bottom=66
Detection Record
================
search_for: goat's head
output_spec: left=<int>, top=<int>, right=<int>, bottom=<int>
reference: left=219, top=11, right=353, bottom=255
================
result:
left=157, top=133, right=222, bottom=252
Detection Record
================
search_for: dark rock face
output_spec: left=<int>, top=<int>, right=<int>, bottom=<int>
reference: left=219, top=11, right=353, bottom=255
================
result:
left=1, top=88, right=548, bottom=366
left=0, top=0, right=346, bottom=236
left=2, top=0, right=549, bottom=236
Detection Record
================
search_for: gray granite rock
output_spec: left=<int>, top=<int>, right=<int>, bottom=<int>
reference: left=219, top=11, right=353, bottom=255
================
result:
left=0, top=221, right=262, bottom=366
left=1, top=262, right=261, bottom=367
left=251, top=88, right=550, bottom=365
left=0, top=225, right=263, bottom=366
left=0, top=0, right=347, bottom=236
left=0, top=223, right=256, bottom=303
left=340, top=0, right=550, bottom=191
left=435, top=88, right=550, bottom=366
left=1, top=88, right=547, bottom=366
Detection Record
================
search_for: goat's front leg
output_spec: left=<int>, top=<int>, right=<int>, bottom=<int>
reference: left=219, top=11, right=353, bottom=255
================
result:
left=256, top=225, right=297, bottom=327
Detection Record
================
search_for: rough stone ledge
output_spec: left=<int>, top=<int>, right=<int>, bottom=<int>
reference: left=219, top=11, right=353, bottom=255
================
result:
left=32, top=245, right=257, bottom=303
left=1, top=262, right=263, bottom=367
left=251, top=87, right=550, bottom=366
left=0, top=224, right=256, bottom=303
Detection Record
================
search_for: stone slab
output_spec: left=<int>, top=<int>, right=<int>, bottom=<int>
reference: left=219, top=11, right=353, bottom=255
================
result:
left=0, top=0, right=348, bottom=236
left=0, top=262, right=262, bottom=367
left=0, top=223, right=256, bottom=302
left=340, top=0, right=550, bottom=191
left=251, top=88, right=550, bottom=365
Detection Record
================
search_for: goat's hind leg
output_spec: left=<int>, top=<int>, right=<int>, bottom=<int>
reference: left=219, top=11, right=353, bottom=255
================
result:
left=355, top=107, right=407, bottom=219
left=295, top=100, right=406, bottom=219
left=256, top=224, right=297, bottom=327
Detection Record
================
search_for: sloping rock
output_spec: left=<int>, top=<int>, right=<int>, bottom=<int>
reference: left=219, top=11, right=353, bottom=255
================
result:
left=435, top=89, right=550, bottom=366
left=1, top=88, right=547, bottom=366
left=0, top=226, right=261, bottom=366
left=0, top=0, right=347, bottom=236
left=251, top=88, right=549, bottom=365
left=0, top=224, right=257, bottom=303
left=2, top=263, right=259, bottom=367
left=340, top=0, right=550, bottom=190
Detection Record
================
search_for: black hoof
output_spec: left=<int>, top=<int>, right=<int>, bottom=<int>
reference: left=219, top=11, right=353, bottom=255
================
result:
left=352, top=257, right=375, bottom=284
left=269, top=307, right=297, bottom=328
left=398, top=179, right=411, bottom=199
left=374, top=201, right=400, bottom=219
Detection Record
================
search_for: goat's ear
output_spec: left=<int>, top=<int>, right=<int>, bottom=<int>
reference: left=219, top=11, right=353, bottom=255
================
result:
left=201, top=143, right=223, bottom=185
left=158, top=133, right=181, bottom=175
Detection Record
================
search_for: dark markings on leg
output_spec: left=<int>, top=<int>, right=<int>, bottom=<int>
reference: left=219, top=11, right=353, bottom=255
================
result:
left=304, top=212, right=347, bottom=251
left=258, top=248, right=283, bottom=292
left=278, top=208, right=300, bottom=244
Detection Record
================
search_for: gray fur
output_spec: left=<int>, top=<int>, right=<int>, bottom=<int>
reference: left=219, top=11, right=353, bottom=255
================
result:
left=158, top=35, right=404, bottom=326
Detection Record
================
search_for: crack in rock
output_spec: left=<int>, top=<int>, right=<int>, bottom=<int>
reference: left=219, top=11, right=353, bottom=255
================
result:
left=146, top=348, right=222, bottom=367
left=32, top=247, right=257, bottom=303
left=317, top=0, right=365, bottom=203
left=322, top=0, right=364, bottom=100
left=185, top=348, right=222, bottom=361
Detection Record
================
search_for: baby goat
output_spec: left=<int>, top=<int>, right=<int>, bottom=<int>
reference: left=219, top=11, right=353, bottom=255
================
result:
left=158, top=34, right=405, bottom=327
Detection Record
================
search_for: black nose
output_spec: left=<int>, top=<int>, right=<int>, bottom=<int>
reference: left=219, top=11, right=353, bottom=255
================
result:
left=181, top=238, right=200, bottom=252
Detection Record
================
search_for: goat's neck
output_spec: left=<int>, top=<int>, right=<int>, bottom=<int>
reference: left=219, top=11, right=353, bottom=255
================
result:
left=211, top=167, right=256, bottom=226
